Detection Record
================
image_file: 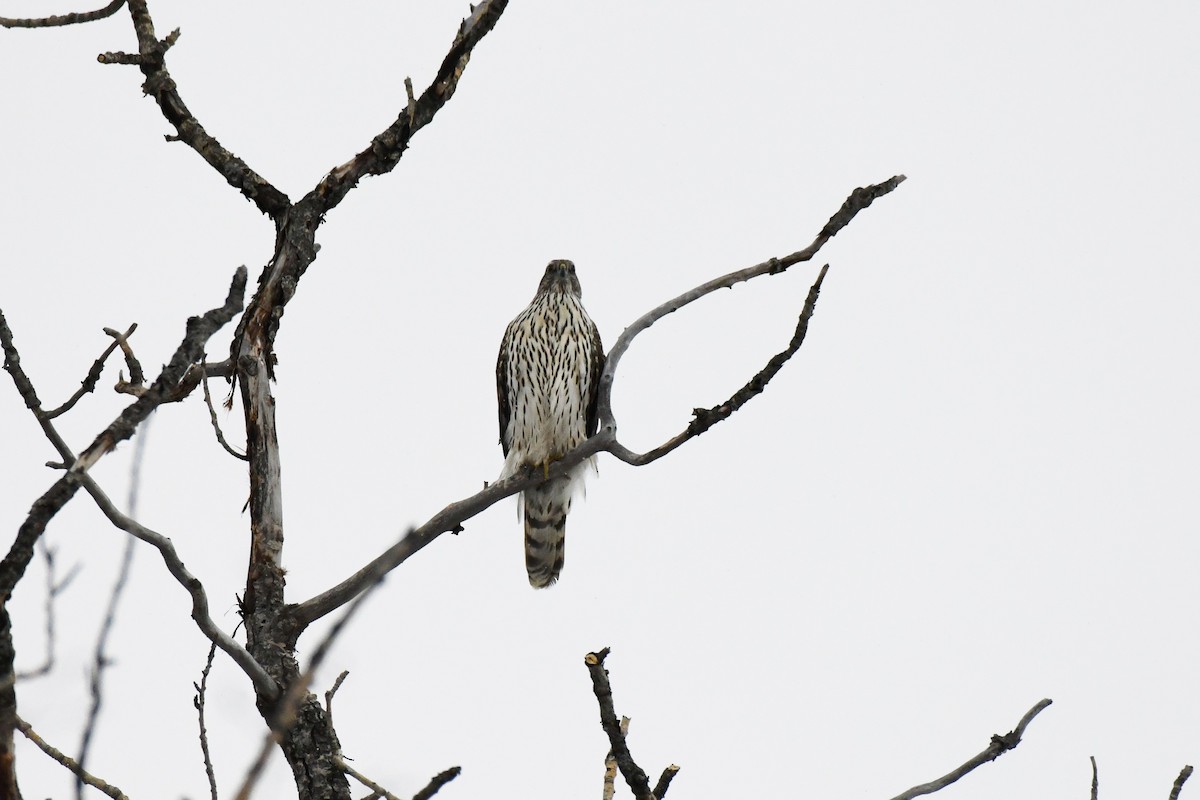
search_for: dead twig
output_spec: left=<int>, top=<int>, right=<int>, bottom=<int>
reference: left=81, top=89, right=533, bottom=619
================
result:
left=653, top=764, right=680, bottom=799
left=337, top=757, right=403, bottom=800
left=597, top=175, right=906, bottom=465
left=112, top=0, right=290, bottom=216
left=14, top=541, right=79, bottom=681
left=887, top=699, right=1053, bottom=800
left=201, top=356, right=247, bottom=459
left=41, top=324, right=137, bottom=418
left=15, top=715, right=128, bottom=800
left=76, top=418, right=149, bottom=800
left=194, top=640, right=219, bottom=800
left=0, top=0, right=125, bottom=28
left=1170, top=765, right=1194, bottom=800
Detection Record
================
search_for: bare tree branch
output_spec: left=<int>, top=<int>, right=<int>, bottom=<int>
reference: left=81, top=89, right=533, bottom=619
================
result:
left=0, top=0, right=125, bottom=28
left=603, top=716, right=630, bottom=800
left=76, top=419, right=149, bottom=800
left=104, top=324, right=146, bottom=387
left=40, top=324, right=137, bottom=419
left=194, top=640, right=219, bottom=800
left=1090, top=755, right=1098, bottom=800
left=411, top=767, right=462, bottom=800
left=1171, top=765, right=1194, bottom=800
left=201, top=356, right=248, bottom=460
left=1, top=270, right=245, bottom=795
left=14, top=540, right=79, bottom=681
left=288, top=453, right=608, bottom=627
left=15, top=715, right=128, bottom=800
left=1, top=273, right=269, bottom=700
left=337, top=758, right=403, bottom=800
left=597, top=175, right=906, bottom=463
left=610, top=263, right=828, bottom=466
left=308, top=0, right=509, bottom=215
left=70, top=266, right=248, bottom=475
left=584, top=648, right=668, bottom=800
left=652, top=764, right=680, bottom=799
left=324, top=672, right=419, bottom=800
left=887, top=698, right=1053, bottom=800
left=99, top=0, right=290, bottom=216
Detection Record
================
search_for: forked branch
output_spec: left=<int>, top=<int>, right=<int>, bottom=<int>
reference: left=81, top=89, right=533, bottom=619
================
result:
left=106, top=1, right=290, bottom=216
left=585, top=648, right=678, bottom=800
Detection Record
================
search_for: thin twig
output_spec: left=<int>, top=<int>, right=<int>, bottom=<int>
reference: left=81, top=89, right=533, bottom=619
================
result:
left=43, top=324, right=137, bottom=418
left=596, top=175, right=906, bottom=464
left=887, top=699, right=1053, bottom=800
left=1170, top=765, right=1194, bottom=800
left=324, top=670, right=350, bottom=727
left=310, top=0, right=509, bottom=215
left=194, top=640, right=219, bottom=800
left=1090, top=756, right=1098, bottom=800
left=14, top=541, right=79, bottom=681
left=324, top=672, right=423, bottom=800
left=15, top=715, right=128, bottom=800
left=337, top=757, right=403, bottom=800
left=117, top=0, right=290, bottom=216
left=0, top=0, right=125, bottom=28
left=104, top=325, right=145, bottom=387
left=76, top=419, right=150, bottom=799
left=201, top=356, right=247, bottom=459
left=412, top=767, right=462, bottom=800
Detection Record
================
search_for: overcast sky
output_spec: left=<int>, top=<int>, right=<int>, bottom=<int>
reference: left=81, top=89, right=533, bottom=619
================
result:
left=2, top=2, right=1198, bottom=798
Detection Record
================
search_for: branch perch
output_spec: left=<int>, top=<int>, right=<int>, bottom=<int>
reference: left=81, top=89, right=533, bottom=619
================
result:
left=290, top=176, right=904, bottom=629
left=1170, top=765, right=1194, bottom=800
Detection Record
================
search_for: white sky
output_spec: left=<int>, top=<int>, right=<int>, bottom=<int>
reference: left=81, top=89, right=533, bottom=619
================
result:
left=2, top=2, right=1198, bottom=798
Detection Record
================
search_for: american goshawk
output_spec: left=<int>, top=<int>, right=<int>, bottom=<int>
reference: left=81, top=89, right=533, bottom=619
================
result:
left=496, top=260, right=604, bottom=587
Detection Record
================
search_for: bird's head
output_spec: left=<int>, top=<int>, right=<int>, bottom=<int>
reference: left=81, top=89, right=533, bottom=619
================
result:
left=537, top=259, right=583, bottom=297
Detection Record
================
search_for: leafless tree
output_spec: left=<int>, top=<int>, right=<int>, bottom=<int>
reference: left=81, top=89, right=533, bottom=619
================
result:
left=6, top=4, right=1181, bottom=800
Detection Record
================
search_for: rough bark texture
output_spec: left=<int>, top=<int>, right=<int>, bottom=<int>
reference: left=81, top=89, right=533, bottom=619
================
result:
left=236, top=210, right=351, bottom=799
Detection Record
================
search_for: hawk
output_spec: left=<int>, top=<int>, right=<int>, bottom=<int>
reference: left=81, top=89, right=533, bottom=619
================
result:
left=497, top=260, right=604, bottom=588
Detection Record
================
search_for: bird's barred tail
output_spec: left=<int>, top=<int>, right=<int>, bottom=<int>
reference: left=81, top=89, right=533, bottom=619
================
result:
left=523, top=479, right=571, bottom=588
